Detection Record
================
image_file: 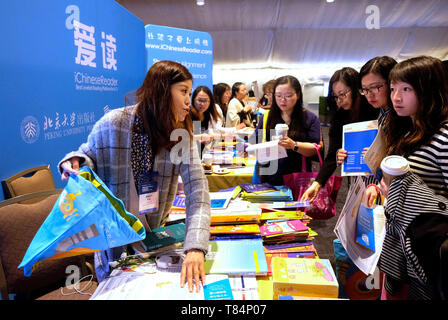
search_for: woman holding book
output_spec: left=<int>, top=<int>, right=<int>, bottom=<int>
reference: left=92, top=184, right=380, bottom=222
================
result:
left=370, top=56, right=448, bottom=299
left=253, top=75, right=321, bottom=186
left=300, top=67, right=379, bottom=202
left=59, top=60, right=211, bottom=293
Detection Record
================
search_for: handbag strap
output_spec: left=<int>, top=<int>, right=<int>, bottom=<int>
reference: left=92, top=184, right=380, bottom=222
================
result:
left=301, top=143, right=323, bottom=172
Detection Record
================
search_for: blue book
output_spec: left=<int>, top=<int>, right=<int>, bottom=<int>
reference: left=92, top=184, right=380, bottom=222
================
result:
left=356, top=205, right=375, bottom=251
left=204, top=239, right=268, bottom=275
left=342, top=120, right=378, bottom=176
left=142, top=222, right=185, bottom=253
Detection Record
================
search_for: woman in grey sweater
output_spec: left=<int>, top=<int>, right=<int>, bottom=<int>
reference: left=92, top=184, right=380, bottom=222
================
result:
left=59, top=60, right=211, bottom=293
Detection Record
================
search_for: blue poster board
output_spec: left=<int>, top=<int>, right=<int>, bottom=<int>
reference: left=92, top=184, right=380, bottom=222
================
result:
left=145, top=24, right=213, bottom=92
left=0, top=0, right=146, bottom=200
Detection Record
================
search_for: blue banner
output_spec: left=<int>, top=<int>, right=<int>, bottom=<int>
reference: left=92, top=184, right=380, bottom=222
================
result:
left=0, top=0, right=146, bottom=200
left=145, top=24, right=213, bottom=92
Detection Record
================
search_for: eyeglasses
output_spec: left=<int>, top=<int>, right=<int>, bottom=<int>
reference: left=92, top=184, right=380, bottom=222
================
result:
left=332, top=90, right=350, bottom=101
left=359, top=83, right=385, bottom=96
left=195, top=98, right=210, bottom=104
left=274, top=93, right=296, bottom=101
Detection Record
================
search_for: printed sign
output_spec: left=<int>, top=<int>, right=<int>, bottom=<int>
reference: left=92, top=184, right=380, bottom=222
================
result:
left=0, top=0, right=146, bottom=200
left=145, top=24, right=213, bottom=92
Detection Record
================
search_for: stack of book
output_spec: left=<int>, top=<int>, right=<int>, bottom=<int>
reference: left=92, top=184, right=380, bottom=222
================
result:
left=263, top=241, right=319, bottom=275
left=260, top=219, right=310, bottom=244
left=271, top=257, right=339, bottom=300
left=141, top=222, right=186, bottom=256
left=241, top=185, right=293, bottom=203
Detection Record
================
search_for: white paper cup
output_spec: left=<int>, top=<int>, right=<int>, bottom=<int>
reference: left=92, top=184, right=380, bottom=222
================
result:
left=380, top=155, right=410, bottom=186
left=275, top=123, right=289, bottom=138
left=202, top=153, right=213, bottom=165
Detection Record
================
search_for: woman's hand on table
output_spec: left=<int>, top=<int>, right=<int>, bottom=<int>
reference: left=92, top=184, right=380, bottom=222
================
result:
left=180, top=249, right=206, bottom=293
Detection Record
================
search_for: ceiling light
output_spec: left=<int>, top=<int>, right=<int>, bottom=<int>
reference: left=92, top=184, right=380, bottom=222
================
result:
left=197, top=0, right=205, bottom=6
left=326, top=0, right=335, bottom=3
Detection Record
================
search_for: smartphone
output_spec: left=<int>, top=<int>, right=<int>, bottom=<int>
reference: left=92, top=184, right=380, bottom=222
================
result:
left=375, top=168, right=383, bottom=181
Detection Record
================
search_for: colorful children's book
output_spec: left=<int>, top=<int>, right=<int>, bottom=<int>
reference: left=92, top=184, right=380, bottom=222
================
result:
left=211, top=200, right=261, bottom=224
left=260, top=211, right=306, bottom=221
left=242, top=186, right=293, bottom=203
left=172, top=195, right=186, bottom=209
left=204, top=239, right=268, bottom=275
left=142, top=223, right=185, bottom=255
left=239, top=183, right=276, bottom=193
left=260, top=219, right=308, bottom=237
left=264, top=243, right=317, bottom=254
left=266, top=252, right=318, bottom=276
left=272, top=257, right=339, bottom=299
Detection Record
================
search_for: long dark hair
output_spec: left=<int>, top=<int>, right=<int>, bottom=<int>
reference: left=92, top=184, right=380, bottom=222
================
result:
left=359, top=56, right=397, bottom=108
left=266, top=75, right=306, bottom=141
left=213, top=82, right=230, bottom=118
left=135, top=60, right=193, bottom=155
left=383, top=55, right=448, bottom=156
left=190, top=86, right=219, bottom=130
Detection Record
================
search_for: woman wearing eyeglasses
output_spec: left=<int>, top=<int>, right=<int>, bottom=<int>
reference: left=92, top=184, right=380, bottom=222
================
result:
left=253, top=75, right=321, bottom=186
left=301, top=67, right=379, bottom=202
left=191, top=86, right=238, bottom=155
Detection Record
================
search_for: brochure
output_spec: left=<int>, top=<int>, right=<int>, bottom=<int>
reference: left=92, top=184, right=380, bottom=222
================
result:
left=342, top=120, right=378, bottom=176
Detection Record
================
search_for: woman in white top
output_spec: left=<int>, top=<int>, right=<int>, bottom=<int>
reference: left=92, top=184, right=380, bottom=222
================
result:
left=190, top=86, right=235, bottom=154
left=225, top=82, right=254, bottom=129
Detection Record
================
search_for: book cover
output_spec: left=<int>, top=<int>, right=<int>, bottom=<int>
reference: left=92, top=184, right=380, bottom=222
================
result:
left=260, top=211, right=306, bottom=221
left=356, top=204, right=376, bottom=251
left=260, top=219, right=308, bottom=237
left=272, top=257, right=339, bottom=299
left=172, top=195, right=186, bottom=209
left=342, top=120, right=378, bottom=176
left=209, top=224, right=260, bottom=235
left=142, top=223, right=185, bottom=253
left=203, top=277, right=234, bottom=300
left=211, top=200, right=261, bottom=224
left=239, top=183, right=276, bottom=193
left=266, top=252, right=318, bottom=276
left=264, top=243, right=317, bottom=254
left=204, top=239, right=268, bottom=275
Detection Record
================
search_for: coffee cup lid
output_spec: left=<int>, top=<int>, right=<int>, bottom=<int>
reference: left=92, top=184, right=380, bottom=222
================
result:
left=380, top=155, right=410, bottom=176
left=275, top=123, right=289, bottom=129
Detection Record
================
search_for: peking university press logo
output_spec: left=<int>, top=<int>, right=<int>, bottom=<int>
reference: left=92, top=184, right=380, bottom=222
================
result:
left=20, top=115, right=40, bottom=144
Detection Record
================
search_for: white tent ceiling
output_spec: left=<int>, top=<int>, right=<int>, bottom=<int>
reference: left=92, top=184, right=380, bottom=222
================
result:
left=116, top=0, right=448, bottom=93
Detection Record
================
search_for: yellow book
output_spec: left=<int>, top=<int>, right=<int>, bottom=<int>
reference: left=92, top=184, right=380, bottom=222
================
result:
left=272, top=257, right=338, bottom=300
left=256, top=275, right=274, bottom=300
left=260, top=211, right=305, bottom=221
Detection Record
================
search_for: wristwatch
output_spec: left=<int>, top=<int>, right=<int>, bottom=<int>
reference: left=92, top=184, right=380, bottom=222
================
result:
left=293, top=142, right=299, bottom=152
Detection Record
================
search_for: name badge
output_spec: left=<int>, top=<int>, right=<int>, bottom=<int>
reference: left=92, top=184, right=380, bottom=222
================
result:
left=138, top=172, right=159, bottom=215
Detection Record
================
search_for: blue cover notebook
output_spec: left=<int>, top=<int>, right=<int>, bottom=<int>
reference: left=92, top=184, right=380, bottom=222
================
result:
left=204, top=239, right=269, bottom=275
left=343, top=128, right=377, bottom=174
left=356, top=205, right=375, bottom=251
